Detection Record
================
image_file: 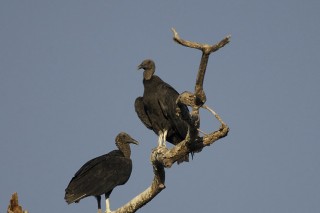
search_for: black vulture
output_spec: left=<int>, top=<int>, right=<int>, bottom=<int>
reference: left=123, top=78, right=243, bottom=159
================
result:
left=64, top=132, right=138, bottom=213
left=135, top=59, right=192, bottom=162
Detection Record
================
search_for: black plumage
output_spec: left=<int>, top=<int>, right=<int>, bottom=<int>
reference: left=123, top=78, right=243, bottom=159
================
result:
left=64, top=132, right=138, bottom=213
left=135, top=59, right=192, bottom=162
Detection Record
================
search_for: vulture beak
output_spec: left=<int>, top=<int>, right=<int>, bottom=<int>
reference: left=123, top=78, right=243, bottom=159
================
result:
left=128, top=138, right=139, bottom=145
left=137, top=63, right=143, bottom=70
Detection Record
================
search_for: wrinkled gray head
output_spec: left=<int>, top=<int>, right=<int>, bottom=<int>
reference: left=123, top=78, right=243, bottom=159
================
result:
left=115, top=132, right=139, bottom=158
left=138, top=59, right=155, bottom=80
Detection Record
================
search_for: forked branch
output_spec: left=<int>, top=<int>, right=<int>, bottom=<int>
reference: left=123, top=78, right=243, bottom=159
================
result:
left=172, top=28, right=231, bottom=106
left=172, top=28, right=230, bottom=54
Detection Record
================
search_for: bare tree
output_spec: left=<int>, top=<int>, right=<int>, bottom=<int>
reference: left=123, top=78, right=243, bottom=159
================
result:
left=7, top=29, right=230, bottom=213
left=114, top=28, right=230, bottom=213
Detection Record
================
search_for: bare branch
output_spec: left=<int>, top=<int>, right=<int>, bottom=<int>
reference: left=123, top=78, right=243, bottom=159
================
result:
left=7, top=193, right=28, bottom=213
left=203, top=105, right=225, bottom=126
left=154, top=104, right=229, bottom=167
left=171, top=28, right=210, bottom=51
left=172, top=28, right=231, bottom=106
left=113, top=150, right=165, bottom=213
left=172, top=28, right=231, bottom=54
left=113, top=103, right=230, bottom=212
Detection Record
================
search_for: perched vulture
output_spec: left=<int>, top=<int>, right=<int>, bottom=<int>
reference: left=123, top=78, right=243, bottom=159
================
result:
left=64, top=132, right=138, bottom=213
left=135, top=59, right=192, bottom=162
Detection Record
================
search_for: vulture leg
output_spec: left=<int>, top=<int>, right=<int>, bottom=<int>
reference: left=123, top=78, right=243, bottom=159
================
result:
left=105, top=198, right=111, bottom=213
left=162, top=129, right=168, bottom=147
left=157, top=132, right=163, bottom=147
left=96, top=195, right=102, bottom=213
left=105, top=192, right=112, bottom=213
left=157, top=130, right=168, bottom=147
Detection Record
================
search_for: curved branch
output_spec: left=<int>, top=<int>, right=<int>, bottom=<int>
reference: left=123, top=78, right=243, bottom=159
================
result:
left=112, top=102, right=230, bottom=212
left=154, top=104, right=229, bottom=167
left=113, top=150, right=165, bottom=213
left=171, top=28, right=231, bottom=54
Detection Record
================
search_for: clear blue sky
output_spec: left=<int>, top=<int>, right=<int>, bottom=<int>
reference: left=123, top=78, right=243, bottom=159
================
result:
left=1, top=1, right=320, bottom=212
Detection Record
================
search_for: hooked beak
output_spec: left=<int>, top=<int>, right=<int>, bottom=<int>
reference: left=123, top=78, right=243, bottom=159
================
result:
left=137, top=63, right=143, bottom=70
left=128, top=138, right=139, bottom=145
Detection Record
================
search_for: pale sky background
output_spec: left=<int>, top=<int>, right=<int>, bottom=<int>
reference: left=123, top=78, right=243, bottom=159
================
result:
left=1, top=1, right=320, bottom=213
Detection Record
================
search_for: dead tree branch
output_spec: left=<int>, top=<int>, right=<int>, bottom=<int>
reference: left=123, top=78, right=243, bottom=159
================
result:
left=112, top=29, right=230, bottom=213
left=114, top=151, right=165, bottom=213
left=7, top=193, right=28, bottom=213
left=172, top=28, right=231, bottom=106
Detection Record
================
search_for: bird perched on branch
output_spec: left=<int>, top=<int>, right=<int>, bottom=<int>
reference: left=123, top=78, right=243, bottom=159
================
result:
left=64, top=132, right=139, bottom=213
left=135, top=59, right=193, bottom=163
